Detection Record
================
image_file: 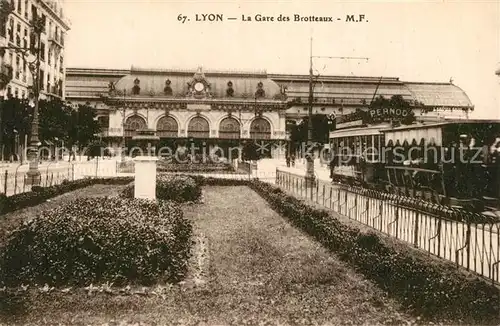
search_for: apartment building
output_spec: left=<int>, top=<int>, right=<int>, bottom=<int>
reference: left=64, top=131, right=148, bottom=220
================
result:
left=0, top=0, right=70, bottom=100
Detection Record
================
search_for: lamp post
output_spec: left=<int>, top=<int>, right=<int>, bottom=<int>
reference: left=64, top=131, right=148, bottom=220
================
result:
left=120, top=89, right=126, bottom=162
left=305, top=37, right=315, bottom=188
left=0, top=12, right=46, bottom=185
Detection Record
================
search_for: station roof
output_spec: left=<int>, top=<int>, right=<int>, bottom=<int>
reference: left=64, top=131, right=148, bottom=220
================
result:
left=65, top=67, right=474, bottom=108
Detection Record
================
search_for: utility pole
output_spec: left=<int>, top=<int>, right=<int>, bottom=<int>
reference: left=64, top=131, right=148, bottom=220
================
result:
left=305, top=37, right=369, bottom=188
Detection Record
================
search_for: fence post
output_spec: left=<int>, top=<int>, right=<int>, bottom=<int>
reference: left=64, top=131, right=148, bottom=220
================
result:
left=329, top=186, right=333, bottom=209
left=50, top=172, right=54, bottom=186
left=13, top=172, right=17, bottom=195
left=23, top=174, right=26, bottom=193
left=366, top=197, right=370, bottom=223
left=344, top=190, right=348, bottom=216
left=413, top=211, right=420, bottom=248
left=395, top=205, right=399, bottom=239
left=95, top=156, right=99, bottom=178
left=379, top=199, right=384, bottom=231
left=436, top=218, right=442, bottom=257
left=322, top=184, right=325, bottom=206
left=466, top=222, right=471, bottom=271
left=316, top=182, right=319, bottom=203
left=72, top=163, right=75, bottom=181
left=3, top=170, right=7, bottom=194
left=337, top=188, right=341, bottom=212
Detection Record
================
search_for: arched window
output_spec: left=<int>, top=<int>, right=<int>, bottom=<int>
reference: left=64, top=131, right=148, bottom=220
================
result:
left=156, top=115, right=178, bottom=138
left=124, top=115, right=146, bottom=137
left=250, top=118, right=271, bottom=140
left=219, top=117, right=240, bottom=139
left=187, top=116, right=210, bottom=138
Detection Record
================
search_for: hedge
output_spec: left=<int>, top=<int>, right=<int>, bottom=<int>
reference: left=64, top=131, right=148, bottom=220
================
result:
left=156, top=162, right=235, bottom=173
left=120, top=175, right=202, bottom=203
left=0, top=197, right=192, bottom=286
left=0, top=177, right=133, bottom=216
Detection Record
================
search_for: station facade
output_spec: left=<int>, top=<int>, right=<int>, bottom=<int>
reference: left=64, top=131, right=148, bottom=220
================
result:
left=65, top=66, right=474, bottom=158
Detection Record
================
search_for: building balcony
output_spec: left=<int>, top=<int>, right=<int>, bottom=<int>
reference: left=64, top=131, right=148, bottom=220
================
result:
left=48, top=35, right=64, bottom=49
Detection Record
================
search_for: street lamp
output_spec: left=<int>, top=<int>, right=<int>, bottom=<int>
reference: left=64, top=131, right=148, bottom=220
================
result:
left=0, top=9, right=47, bottom=185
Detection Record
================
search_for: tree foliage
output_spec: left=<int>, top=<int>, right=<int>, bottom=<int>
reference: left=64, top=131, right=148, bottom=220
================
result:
left=242, top=141, right=260, bottom=161
left=0, top=98, right=101, bottom=158
left=289, top=114, right=335, bottom=145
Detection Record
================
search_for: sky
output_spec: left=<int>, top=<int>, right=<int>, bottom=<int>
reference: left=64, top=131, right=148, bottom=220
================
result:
left=63, top=0, right=500, bottom=119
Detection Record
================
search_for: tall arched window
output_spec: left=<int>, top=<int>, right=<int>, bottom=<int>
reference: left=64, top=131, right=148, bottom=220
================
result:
left=124, top=115, right=147, bottom=137
left=250, top=118, right=271, bottom=140
left=156, top=115, right=178, bottom=138
left=187, top=116, right=210, bottom=138
left=219, top=117, right=240, bottom=139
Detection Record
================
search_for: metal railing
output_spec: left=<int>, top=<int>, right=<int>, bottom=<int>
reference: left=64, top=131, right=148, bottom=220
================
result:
left=0, top=159, right=118, bottom=197
left=276, top=169, right=500, bottom=285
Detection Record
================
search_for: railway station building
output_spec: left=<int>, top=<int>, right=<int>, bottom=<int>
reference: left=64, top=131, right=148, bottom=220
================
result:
left=65, top=66, right=474, bottom=157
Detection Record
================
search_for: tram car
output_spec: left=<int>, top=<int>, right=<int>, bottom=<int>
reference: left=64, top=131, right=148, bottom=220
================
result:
left=329, top=120, right=500, bottom=211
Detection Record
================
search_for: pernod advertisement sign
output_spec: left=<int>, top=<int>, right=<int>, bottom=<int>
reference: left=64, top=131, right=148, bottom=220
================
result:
left=368, top=107, right=412, bottom=122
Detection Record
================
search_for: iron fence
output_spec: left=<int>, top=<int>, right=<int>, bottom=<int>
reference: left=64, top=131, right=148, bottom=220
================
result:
left=0, top=159, right=118, bottom=197
left=276, top=169, right=500, bottom=285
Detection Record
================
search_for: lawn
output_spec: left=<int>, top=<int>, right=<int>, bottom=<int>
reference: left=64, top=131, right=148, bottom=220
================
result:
left=1, top=185, right=422, bottom=325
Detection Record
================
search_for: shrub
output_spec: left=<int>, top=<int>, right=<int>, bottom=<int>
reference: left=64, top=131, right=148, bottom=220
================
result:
left=156, top=162, right=235, bottom=173
left=0, top=197, right=192, bottom=287
left=121, top=175, right=201, bottom=203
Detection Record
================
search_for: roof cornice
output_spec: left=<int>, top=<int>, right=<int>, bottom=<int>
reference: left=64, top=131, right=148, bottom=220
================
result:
left=36, top=0, right=71, bottom=30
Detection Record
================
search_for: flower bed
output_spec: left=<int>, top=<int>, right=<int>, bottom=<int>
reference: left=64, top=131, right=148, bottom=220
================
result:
left=0, top=177, right=133, bottom=216
left=120, top=175, right=202, bottom=203
left=0, top=197, right=192, bottom=287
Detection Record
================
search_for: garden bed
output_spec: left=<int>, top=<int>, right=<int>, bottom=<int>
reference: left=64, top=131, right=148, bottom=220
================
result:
left=1, top=176, right=498, bottom=324
left=3, top=186, right=418, bottom=325
left=0, top=184, right=128, bottom=248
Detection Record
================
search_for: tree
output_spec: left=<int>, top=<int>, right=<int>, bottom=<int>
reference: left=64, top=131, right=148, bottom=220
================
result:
left=67, top=104, right=101, bottom=152
left=0, top=98, right=31, bottom=159
left=242, top=141, right=260, bottom=161
left=289, top=114, right=333, bottom=147
left=0, top=98, right=101, bottom=160
left=39, top=99, right=71, bottom=142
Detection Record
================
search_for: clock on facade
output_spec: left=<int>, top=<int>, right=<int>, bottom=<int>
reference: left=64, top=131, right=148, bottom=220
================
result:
left=194, top=82, right=205, bottom=92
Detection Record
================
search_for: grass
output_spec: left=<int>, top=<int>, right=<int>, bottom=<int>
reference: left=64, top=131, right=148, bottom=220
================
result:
left=1, top=185, right=424, bottom=325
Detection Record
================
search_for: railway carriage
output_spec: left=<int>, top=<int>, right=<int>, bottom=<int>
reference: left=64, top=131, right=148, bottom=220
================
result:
left=329, top=120, right=500, bottom=211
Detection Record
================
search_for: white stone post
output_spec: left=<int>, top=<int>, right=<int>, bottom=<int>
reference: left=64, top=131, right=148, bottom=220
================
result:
left=134, top=156, right=158, bottom=200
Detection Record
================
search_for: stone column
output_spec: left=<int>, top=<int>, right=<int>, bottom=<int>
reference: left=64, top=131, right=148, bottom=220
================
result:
left=134, top=155, right=158, bottom=200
